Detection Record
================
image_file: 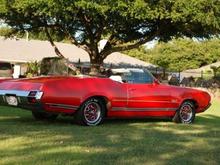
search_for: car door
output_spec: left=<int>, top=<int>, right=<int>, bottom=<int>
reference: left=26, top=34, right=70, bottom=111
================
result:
left=126, top=70, right=176, bottom=117
left=127, top=83, right=172, bottom=110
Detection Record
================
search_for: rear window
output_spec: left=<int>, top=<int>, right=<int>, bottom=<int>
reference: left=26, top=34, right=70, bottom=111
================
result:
left=0, top=62, right=12, bottom=70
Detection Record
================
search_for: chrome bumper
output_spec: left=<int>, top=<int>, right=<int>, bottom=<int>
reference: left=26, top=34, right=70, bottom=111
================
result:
left=0, top=90, right=44, bottom=111
left=0, top=90, right=43, bottom=99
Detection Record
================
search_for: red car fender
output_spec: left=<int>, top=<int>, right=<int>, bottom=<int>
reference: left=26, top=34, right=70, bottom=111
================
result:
left=80, top=92, right=111, bottom=106
left=179, top=89, right=210, bottom=113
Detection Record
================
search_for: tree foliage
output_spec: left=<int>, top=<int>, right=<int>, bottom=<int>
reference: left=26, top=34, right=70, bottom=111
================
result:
left=126, top=38, right=220, bottom=71
left=0, top=27, right=67, bottom=41
left=0, top=0, right=220, bottom=71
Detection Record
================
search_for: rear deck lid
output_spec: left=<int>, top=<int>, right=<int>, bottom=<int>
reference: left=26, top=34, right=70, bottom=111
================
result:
left=0, top=80, right=43, bottom=91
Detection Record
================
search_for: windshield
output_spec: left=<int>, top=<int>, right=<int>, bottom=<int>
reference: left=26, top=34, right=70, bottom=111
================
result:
left=112, top=68, right=154, bottom=84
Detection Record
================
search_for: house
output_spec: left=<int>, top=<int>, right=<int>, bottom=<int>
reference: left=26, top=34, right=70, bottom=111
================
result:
left=0, top=37, right=156, bottom=77
left=181, top=62, right=220, bottom=79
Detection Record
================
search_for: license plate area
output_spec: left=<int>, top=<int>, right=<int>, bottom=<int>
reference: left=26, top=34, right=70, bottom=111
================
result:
left=5, top=95, right=18, bottom=106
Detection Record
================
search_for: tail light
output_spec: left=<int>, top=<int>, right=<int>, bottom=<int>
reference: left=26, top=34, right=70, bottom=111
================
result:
left=28, top=91, right=37, bottom=97
left=28, top=91, right=43, bottom=103
left=28, top=97, right=37, bottom=103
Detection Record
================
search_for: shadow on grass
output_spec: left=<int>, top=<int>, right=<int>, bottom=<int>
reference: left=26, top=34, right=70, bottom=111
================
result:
left=0, top=106, right=220, bottom=165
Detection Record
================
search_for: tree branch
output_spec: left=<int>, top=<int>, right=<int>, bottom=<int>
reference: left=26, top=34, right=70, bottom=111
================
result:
left=62, top=27, right=80, bottom=45
left=78, top=11, right=94, bottom=45
left=95, top=15, right=105, bottom=42
left=61, top=27, right=91, bottom=53
left=107, top=34, right=118, bottom=45
left=100, top=32, right=158, bottom=58
left=44, top=27, right=65, bottom=58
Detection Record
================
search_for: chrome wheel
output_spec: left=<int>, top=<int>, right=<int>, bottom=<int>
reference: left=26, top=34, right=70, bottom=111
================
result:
left=179, top=104, right=193, bottom=122
left=84, top=102, right=101, bottom=124
left=75, top=98, right=105, bottom=126
left=172, top=101, right=196, bottom=124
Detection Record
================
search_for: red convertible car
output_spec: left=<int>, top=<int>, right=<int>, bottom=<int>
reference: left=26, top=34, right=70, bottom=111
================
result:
left=0, top=68, right=211, bottom=126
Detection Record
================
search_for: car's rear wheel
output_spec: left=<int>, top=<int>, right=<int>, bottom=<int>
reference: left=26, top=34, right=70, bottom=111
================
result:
left=173, top=101, right=196, bottom=124
left=32, top=111, right=58, bottom=121
left=75, top=98, right=105, bottom=126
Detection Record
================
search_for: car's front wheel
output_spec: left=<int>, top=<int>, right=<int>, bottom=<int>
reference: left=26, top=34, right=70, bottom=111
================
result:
left=75, top=98, right=105, bottom=126
left=32, top=111, right=58, bottom=121
left=173, top=101, right=196, bottom=124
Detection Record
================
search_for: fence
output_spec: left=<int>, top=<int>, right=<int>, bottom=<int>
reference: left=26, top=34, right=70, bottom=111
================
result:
left=148, top=68, right=219, bottom=88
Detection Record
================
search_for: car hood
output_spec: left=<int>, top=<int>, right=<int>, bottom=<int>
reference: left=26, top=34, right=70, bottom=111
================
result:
left=159, top=84, right=203, bottom=93
left=159, top=84, right=211, bottom=103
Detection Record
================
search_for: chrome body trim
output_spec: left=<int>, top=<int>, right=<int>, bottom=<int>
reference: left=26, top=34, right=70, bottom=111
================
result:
left=112, top=99, right=174, bottom=103
left=0, top=89, right=44, bottom=112
left=35, top=91, right=44, bottom=100
left=45, top=103, right=78, bottom=110
left=0, top=90, right=44, bottom=105
left=0, top=89, right=43, bottom=99
left=111, top=107, right=177, bottom=111
left=0, top=90, right=30, bottom=97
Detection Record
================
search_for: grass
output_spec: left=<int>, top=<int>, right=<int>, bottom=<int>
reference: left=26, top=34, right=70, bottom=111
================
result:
left=0, top=100, right=219, bottom=165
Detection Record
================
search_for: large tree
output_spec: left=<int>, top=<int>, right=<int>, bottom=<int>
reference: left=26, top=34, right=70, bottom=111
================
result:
left=0, top=0, right=220, bottom=72
left=126, top=38, right=220, bottom=71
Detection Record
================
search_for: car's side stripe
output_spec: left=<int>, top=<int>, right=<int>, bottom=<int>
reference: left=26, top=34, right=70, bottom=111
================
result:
left=111, top=107, right=177, bottom=111
left=112, top=99, right=174, bottom=103
left=46, top=103, right=78, bottom=110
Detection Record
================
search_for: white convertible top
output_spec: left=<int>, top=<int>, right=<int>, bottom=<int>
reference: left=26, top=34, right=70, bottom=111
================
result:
left=109, top=75, right=123, bottom=83
left=111, top=68, right=144, bottom=74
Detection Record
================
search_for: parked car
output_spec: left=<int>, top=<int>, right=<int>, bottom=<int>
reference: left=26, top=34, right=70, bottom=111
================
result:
left=0, top=68, right=211, bottom=126
left=0, top=61, right=13, bottom=79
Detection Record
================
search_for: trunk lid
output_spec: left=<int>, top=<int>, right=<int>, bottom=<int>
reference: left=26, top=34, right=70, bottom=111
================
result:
left=0, top=80, right=43, bottom=91
left=0, top=76, right=73, bottom=91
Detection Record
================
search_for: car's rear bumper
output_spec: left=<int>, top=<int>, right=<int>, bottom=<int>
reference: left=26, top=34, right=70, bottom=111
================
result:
left=0, top=89, right=44, bottom=112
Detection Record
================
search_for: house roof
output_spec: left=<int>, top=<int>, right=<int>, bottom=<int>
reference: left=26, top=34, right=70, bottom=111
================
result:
left=181, top=62, right=220, bottom=78
left=0, top=37, right=156, bottom=68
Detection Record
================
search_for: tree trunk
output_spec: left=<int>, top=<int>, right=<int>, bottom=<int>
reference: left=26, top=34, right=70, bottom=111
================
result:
left=89, top=52, right=104, bottom=76
left=45, top=27, right=65, bottom=58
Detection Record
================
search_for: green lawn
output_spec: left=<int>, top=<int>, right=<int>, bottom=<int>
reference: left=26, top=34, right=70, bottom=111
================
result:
left=0, top=100, right=219, bottom=165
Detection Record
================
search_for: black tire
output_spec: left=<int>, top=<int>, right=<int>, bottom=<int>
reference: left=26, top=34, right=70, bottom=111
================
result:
left=75, top=98, right=106, bottom=126
left=172, top=101, right=196, bottom=124
left=32, top=111, right=58, bottom=121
